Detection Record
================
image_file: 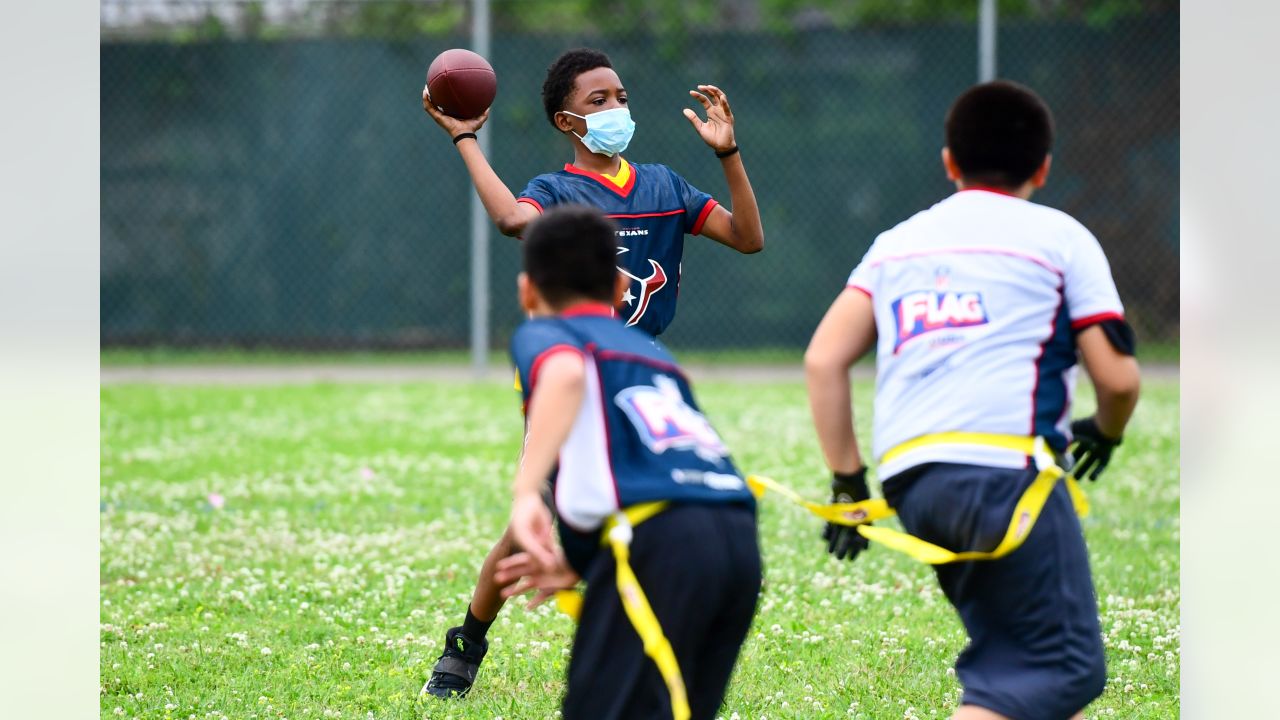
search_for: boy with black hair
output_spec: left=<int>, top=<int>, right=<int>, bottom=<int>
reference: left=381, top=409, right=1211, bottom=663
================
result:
left=487, top=204, right=761, bottom=720
left=420, top=48, right=764, bottom=699
left=805, top=80, right=1140, bottom=720
left=424, top=47, right=763, bottom=336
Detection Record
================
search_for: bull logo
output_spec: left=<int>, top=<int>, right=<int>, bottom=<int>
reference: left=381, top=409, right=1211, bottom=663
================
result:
left=616, top=247, right=667, bottom=328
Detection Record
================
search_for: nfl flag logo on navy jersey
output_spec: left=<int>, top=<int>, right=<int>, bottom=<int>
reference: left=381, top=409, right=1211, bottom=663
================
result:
left=615, top=374, right=730, bottom=464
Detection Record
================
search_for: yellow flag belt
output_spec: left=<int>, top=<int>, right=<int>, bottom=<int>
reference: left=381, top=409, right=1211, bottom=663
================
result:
left=747, top=432, right=1089, bottom=565
left=555, top=500, right=689, bottom=720
left=551, top=432, right=1086, bottom=720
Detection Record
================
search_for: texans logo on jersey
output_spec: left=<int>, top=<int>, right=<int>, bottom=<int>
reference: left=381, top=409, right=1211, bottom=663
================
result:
left=891, top=290, right=990, bottom=352
left=615, top=374, right=729, bottom=464
left=616, top=246, right=667, bottom=328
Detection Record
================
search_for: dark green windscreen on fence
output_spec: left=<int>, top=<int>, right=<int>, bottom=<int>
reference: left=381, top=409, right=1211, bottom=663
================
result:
left=101, top=15, right=1177, bottom=349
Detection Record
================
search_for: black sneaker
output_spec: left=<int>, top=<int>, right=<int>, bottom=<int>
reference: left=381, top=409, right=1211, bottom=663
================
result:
left=421, top=626, right=488, bottom=699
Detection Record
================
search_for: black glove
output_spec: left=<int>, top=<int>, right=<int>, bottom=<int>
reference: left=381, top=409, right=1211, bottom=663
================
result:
left=1069, top=417, right=1122, bottom=481
left=823, top=468, right=871, bottom=561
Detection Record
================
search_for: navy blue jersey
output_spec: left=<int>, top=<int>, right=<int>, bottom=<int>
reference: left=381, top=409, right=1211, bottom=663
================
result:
left=517, top=160, right=718, bottom=337
left=510, top=303, right=753, bottom=545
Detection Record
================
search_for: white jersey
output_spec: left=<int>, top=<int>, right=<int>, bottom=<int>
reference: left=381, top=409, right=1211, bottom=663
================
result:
left=847, top=189, right=1125, bottom=480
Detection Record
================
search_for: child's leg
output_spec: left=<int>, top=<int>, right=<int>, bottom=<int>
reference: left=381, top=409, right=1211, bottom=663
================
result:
left=467, top=525, right=517, bottom=623
left=562, top=504, right=761, bottom=720
left=561, top=544, right=663, bottom=720
left=889, top=464, right=1107, bottom=720
left=683, top=506, right=761, bottom=719
left=421, top=527, right=516, bottom=699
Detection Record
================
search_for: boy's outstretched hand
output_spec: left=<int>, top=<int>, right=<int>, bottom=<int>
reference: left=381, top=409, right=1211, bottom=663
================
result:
left=683, top=84, right=737, bottom=153
left=422, top=84, right=490, bottom=138
left=495, top=548, right=580, bottom=610
left=1069, top=416, right=1123, bottom=481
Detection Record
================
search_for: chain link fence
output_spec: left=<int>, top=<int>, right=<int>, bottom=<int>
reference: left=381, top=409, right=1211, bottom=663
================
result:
left=101, top=0, right=1178, bottom=351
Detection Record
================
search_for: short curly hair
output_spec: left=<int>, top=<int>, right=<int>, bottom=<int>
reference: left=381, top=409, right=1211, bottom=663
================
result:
left=541, top=48, right=613, bottom=128
left=944, top=80, right=1054, bottom=188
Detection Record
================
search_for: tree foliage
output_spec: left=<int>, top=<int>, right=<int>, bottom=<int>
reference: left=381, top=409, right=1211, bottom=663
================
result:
left=103, top=0, right=1178, bottom=43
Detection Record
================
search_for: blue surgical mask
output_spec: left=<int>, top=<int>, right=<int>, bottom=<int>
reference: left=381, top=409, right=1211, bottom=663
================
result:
left=564, top=107, right=635, bottom=157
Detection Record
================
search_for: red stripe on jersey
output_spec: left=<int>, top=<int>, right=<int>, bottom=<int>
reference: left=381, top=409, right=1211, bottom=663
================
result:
left=847, top=283, right=872, bottom=299
left=606, top=209, right=684, bottom=219
left=563, top=162, right=636, bottom=198
left=1070, top=311, right=1125, bottom=331
left=516, top=197, right=545, bottom=213
left=593, top=349, right=687, bottom=380
left=528, top=344, right=585, bottom=394
left=691, top=199, right=719, bottom=236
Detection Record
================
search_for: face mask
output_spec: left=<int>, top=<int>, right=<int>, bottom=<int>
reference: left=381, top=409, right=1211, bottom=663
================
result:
left=563, top=107, right=635, bottom=157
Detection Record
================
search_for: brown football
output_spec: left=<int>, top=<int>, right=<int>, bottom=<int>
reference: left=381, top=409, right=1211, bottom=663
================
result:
left=426, top=48, right=497, bottom=120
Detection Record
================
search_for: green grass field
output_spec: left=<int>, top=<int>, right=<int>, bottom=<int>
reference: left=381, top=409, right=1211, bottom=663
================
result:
left=101, top=377, right=1179, bottom=719
left=98, top=342, right=1179, bottom=367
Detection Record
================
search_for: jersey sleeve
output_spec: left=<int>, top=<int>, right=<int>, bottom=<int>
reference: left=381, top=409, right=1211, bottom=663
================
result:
left=667, top=167, right=718, bottom=235
left=845, top=237, right=883, bottom=298
left=509, top=320, right=587, bottom=409
left=516, top=175, right=557, bottom=214
left=1062, top=226, right=1125, bottom=331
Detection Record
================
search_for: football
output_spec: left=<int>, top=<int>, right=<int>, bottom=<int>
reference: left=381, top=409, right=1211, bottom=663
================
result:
left=426, top=48, right=497, bottom=120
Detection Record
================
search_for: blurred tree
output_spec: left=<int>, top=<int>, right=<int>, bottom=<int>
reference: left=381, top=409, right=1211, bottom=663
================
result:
left=101, top=0, right=1179, bottom=42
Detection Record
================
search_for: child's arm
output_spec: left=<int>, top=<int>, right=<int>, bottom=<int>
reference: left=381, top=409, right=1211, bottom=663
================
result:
left=509, top=351, right=586, bottom=569
left=1077, top=324, right=1141, bottom=437
left=805, top=288, right=877, bottom=474
left=1071, top=324, right=1141, bottom=480
left=422, top=87, right=540, bottom=237
left=682, top=85, right=765, bottom=254
left=805, top=287, right=878, bottom=561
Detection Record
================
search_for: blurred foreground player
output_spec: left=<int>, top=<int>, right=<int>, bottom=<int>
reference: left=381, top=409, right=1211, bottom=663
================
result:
left=421, top=47, right=764, bottom=698
left=804, top=81, right=1141, bottom=720
left=491, top=205, right=762, bottom=719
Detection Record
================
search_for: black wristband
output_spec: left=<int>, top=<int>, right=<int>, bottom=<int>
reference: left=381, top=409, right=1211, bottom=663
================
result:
left=715, top=145, right=739, bottom=158
left=452, top=132, right=477, bottom=145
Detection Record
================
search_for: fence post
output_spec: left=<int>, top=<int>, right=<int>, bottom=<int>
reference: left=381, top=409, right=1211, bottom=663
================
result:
left=979, top=0, right=997, bottom=82
left=470, top=0, right=492, bottom=376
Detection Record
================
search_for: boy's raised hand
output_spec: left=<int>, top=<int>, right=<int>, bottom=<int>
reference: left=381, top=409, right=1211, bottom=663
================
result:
left=422, top=83, right=490, bottom=138
left=683, top=84, right=737, bottom=153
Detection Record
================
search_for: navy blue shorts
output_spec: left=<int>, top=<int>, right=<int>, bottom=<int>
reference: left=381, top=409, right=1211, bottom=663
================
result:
left=882, top=463, right=1107, bottom=720
left=562, top=503, right=761, bottom=720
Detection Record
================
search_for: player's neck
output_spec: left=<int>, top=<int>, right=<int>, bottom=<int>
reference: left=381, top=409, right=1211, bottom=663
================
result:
left=571, top=147, right=623, bottom=176
left=954, top=179, right=1036, bottom=200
